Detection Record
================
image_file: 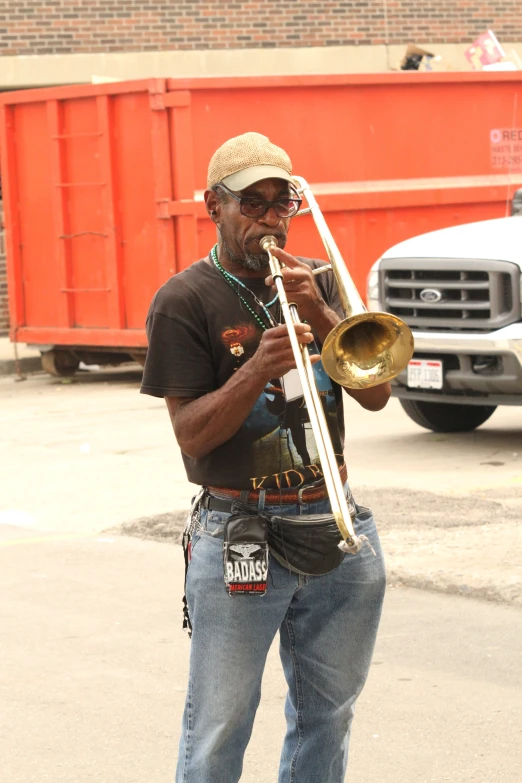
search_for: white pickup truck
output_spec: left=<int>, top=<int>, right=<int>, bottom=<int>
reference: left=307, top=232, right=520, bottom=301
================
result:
left=366, top=190, right=522, bottom=432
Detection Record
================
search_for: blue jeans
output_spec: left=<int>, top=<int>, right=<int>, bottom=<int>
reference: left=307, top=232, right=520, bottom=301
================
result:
left=176, top=493, right=386, bottom=783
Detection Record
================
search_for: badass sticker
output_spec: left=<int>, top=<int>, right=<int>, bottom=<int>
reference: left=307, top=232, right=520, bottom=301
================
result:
left=224, top=542, right=268, bottom=594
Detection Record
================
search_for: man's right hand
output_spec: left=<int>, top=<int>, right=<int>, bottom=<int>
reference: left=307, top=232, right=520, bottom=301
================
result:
left=249, top=323, right=320, bottom=381
left=167, top=325, right=320, bottom=460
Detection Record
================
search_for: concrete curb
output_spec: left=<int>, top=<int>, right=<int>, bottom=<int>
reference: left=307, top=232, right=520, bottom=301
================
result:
left=387, top=569, right=522, bottom=608
left=0, top=355, right=42, bottom=376
left=0, top=338, right=43, bottom=376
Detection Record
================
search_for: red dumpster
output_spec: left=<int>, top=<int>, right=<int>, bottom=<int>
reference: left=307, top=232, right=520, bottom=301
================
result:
left=1, top=73, right=521, bottom=374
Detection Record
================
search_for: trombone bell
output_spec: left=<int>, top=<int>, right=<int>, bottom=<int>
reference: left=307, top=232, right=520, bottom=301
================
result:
left=321, top=312, right=415, bottom=389
left=293, top=175, right=414, bottom=390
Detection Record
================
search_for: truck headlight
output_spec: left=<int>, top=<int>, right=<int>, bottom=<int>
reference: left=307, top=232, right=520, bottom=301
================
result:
left=366, top=262, right=381, bottom=312
left=512, top=188, right=522, bottom=216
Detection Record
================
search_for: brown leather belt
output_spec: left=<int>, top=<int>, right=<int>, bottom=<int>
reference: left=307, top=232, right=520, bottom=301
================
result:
left=208, top=464, right=347, bottom=506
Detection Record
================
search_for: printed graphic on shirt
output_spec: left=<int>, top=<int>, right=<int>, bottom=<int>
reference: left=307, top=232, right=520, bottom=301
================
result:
left=244, top=362, right=342, bottom=490
left=220, top=323, right=259, bottom=368
left=217, top=321, right=342, bottom=490
left=221, top=324, right=257, bottom=356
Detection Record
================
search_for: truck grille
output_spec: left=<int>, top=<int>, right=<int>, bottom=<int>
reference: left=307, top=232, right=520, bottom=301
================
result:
left=380, top=258, right=520, bottom=331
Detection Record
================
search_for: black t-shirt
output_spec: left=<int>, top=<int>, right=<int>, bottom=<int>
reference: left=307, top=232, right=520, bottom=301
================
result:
left=140, top=255, right=346, bottom=490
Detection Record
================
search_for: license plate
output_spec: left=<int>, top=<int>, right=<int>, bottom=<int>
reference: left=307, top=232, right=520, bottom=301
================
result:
left=407, top=359, right=443, bottom=389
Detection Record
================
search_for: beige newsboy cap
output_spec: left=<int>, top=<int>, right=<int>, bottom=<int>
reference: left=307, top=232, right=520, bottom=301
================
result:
left=207, top=132, right=294, bottom=191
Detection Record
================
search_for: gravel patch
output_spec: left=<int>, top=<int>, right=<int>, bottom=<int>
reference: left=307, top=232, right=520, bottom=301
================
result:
left=109, top=510, right=188, bottom=544
left=108, top=489, right=521, bottom=607
left=109, top=487, right=520, bottom=543
left=354, top=486, right=521, bottom=530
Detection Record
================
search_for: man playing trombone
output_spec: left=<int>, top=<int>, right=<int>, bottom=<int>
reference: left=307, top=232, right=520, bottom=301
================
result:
left=141, top=132, right=390, bottom=782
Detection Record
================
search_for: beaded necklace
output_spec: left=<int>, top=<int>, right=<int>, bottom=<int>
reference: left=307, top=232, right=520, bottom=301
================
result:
left=211, top=244, right=279, bottom=331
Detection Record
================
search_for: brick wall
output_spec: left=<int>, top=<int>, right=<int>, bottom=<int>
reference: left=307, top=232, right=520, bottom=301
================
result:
left=1, top=0, right=521, bottom=56
left=0, top=203, right=8, bottom=335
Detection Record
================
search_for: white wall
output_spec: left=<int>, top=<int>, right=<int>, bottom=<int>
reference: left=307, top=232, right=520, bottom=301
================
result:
left=1, top=43, right=521, bottom=89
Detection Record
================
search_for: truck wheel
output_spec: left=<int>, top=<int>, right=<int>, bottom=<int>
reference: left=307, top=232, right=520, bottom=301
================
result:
left=41, top=349, right=80, bottom=377
left=399, top=399, right=497, bottom=432
left=128, top=351, right=146, bottom=368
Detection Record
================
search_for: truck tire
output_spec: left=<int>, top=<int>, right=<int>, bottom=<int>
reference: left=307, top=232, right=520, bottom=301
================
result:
left=41, top=349, right=80, bottom=377
left=399, top=399, right=497, bottom=432
left=128, top=350, right=146, bottom=368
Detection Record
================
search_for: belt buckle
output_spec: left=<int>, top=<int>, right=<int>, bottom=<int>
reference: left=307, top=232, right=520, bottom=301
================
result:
left=298, top=481, right=328, bottom=505
left=297, top=486, right=307, bottom=506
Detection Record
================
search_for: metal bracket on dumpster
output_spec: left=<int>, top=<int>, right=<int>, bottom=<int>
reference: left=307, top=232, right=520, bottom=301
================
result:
left=156, top=199, right=171, bottom=219
left=156, top=199, right=196, bottom=218
left=150, top=91, right=191, bottom=111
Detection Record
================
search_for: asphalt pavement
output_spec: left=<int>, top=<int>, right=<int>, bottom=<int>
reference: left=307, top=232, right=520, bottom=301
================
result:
left=1, top=341, right=520, bottom=607
left=1, top=348, right=521, bottom=782
left=2, top=530, right=521, bottom=783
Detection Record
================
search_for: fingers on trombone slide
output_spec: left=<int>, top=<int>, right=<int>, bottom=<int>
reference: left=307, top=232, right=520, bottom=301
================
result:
left=292, top=323, right=314, bottom=343
left=312, top=264, right=332, bottom=277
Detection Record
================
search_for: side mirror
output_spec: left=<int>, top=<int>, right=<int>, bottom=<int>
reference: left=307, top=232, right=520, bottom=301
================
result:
left=512, top=188, right=522, bottom=216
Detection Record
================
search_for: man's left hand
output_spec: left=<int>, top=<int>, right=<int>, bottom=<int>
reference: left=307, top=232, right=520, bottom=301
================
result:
left=264, top=247, right=392, bottom=411
left=264, top=247, right=329, bottom=327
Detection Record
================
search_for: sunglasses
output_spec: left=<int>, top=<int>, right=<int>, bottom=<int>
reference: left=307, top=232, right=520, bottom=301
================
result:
left=214, top=182, right=302, bottom=219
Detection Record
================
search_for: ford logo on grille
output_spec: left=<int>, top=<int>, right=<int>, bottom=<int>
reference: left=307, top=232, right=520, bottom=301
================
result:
left=419, top=288, right=443, bottom=303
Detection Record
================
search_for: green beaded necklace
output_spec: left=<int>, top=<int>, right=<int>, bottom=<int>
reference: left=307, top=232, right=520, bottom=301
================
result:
left=211, top=244, right=279, bottom=331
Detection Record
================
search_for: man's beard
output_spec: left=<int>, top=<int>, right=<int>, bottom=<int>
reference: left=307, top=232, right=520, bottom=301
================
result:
left=221, top=235, right=286, bottom=272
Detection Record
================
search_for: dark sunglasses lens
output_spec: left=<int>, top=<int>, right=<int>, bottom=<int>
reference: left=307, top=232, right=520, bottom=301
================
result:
left=240, top=197, right=301, bottom=218
left=275, top=199, right=301, bottom=217
left=240, top=199, right=267, bottom=217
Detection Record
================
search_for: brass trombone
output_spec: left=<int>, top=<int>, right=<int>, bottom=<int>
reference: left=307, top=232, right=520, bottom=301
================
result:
left=294, top=176, right=415, bottom=389
left=260, top=177, right=414, bottom=553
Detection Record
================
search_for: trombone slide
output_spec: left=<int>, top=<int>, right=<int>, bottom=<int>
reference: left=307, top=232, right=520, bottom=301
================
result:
left=260, top=235, right=364, bottom=552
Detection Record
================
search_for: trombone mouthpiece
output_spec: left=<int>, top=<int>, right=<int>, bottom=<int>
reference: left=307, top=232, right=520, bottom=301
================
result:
left=260, top=235, right=277, bottom=252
